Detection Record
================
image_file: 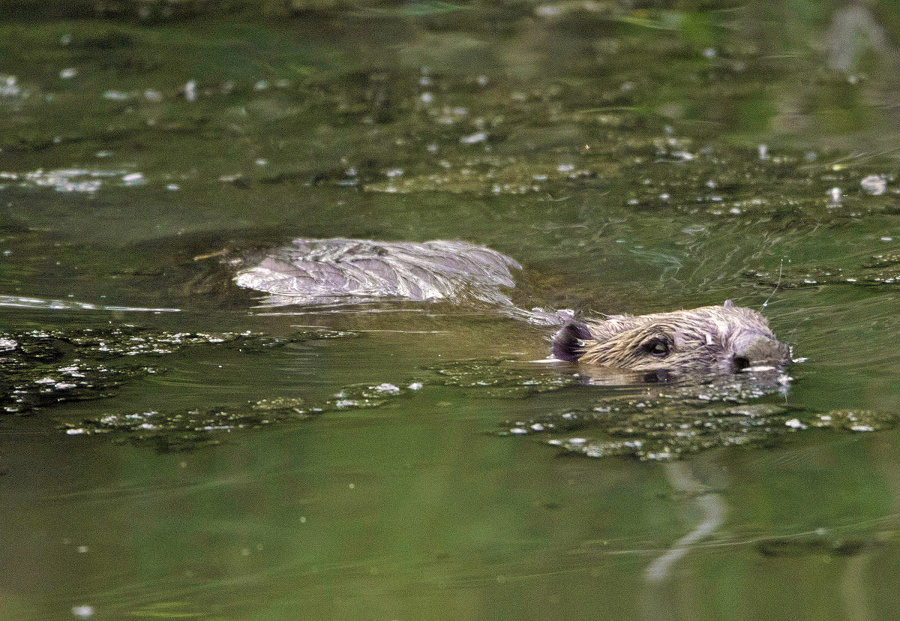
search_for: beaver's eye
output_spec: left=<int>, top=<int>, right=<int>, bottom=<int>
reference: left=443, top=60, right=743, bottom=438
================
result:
left=644, top=338, right=670, bottom=357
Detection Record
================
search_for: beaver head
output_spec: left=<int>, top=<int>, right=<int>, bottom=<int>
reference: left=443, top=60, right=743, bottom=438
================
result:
left=552, top=301, right=791, bottom=375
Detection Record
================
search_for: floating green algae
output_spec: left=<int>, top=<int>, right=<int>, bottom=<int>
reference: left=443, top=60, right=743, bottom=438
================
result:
left=425, top=358, right=581, bottom=398
left=0, top=326, right=360, bottom=415
left=50, top=344, right=900, bottom=457
left=499, top=371, right=900, bottom=461
left=502, top=397, right=804, bottom=461
left=6, top=326, right=892, bottom=459
left=61, top=379, right=423, bottom=451
left=0, top=329, right=162, bottom=414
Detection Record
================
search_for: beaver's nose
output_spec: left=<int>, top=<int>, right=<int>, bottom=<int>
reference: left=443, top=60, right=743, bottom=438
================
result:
left=733, top=336, right=791, bottom=372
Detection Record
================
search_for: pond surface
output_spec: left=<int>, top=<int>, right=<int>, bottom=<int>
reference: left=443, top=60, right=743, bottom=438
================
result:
left=2, top=2, right=900, bottom=619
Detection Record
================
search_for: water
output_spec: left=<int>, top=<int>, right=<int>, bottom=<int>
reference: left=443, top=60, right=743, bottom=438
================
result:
left=1, top=2, right=900, bottom=619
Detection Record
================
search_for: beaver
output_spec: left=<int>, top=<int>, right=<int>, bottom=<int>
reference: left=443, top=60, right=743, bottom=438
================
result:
left=231, top=238, right=792, bottom=374
left=551, top=302, right=791, bottom=374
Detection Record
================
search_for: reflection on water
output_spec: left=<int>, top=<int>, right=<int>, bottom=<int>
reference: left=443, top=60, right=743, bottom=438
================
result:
left=645, top=461, right=728, bottom=584
left=827, top=2, right=889, bottom=74
left=1, top=1, right=900, bottom=619
left=0, top=168, right=146, bottom=193
left=0, top=294, right=180, bottom=313
left=643, top=461, right=728, bottom=621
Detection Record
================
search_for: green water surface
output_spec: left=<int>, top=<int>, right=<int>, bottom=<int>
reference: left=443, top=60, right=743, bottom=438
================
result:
left=1, top=1, right=900, bottom=619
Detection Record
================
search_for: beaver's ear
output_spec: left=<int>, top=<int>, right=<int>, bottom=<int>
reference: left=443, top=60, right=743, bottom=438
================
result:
left=724, top=299, right=735, bottom=308
left=552, top=321, right=592, bottom=362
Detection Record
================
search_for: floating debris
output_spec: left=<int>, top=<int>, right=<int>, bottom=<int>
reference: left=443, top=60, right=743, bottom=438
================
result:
left=860, top=174, right=888, bottom=195
left=809, top=409, right=899, bottom=432
left=756, top=534, right=874, bottom=557
left=0, top=168, right=155, bottom=194
left=184, top=80, right=197, bottom=102
left=0, top=75, right=22, bottom=97
left=828, top=187, right=842, bottom=204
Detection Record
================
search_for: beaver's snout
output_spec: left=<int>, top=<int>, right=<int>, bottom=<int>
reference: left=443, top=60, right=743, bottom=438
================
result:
left=731, top=334, right=792, bottom=372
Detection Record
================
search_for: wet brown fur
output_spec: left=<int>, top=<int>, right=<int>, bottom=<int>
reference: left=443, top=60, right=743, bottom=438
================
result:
left=555, top=303, right=791, bottom=374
